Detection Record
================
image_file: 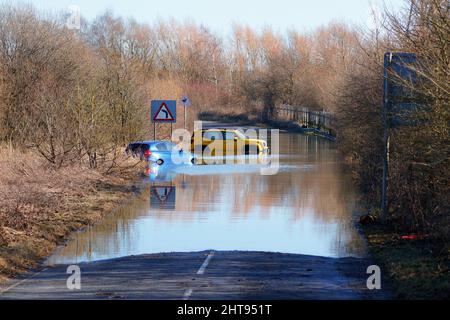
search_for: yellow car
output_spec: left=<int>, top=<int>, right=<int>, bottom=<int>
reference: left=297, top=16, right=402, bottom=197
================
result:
left=191, top=129, right=269, bottom=156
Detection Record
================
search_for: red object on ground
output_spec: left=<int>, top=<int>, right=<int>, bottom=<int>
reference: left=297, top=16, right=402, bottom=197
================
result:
left=144, top=150, right=152, bottom=158
left=400, top=234, right=428, bottom=240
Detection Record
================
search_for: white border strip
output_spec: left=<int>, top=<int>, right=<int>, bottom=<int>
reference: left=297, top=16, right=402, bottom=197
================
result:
left=197, top=251, right=214, bottom=275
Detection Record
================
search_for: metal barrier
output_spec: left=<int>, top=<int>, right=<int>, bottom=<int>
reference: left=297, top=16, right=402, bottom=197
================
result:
left=275, top=105, right=335, bottom=133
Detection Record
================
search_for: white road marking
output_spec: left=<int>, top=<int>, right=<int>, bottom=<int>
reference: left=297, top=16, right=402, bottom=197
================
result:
left=182, top=288, right=193, bottom=300
left=0, top=268, right=48, bottom=295
left=182, top=251, right=215, bottom=300
left=197, top=251, right=214, bottom=275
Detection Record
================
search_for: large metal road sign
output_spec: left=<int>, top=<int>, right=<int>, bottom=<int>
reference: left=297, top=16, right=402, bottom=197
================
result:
left=151, top=100, right=177, bottom=123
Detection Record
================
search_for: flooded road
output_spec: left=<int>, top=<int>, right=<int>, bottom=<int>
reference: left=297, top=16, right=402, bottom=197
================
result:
left=46, top=131, right=366, bottom=265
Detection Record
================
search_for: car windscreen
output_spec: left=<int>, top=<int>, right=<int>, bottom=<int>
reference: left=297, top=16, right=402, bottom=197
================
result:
left=203, top=131, right=224, bottom=140
left=225, top=131, right=240, bottom=140
left=234, top=130, right=247, bottom=139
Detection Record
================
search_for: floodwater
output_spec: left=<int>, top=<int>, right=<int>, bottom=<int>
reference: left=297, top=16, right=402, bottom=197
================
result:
left=46, top=131, right=366, bottom=265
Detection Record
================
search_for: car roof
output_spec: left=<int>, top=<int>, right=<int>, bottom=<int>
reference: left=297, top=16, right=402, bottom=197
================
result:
left=129, top=140, right=173, bottom=145
left=198, top=128, right=237, bottom=132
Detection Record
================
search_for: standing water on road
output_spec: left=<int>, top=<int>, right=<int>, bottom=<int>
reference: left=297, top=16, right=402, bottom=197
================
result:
left=46, top=132, right=366, bottom=265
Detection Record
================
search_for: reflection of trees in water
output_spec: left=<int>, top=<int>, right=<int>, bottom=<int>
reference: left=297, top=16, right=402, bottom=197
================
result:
left=50, top=134, right=366, bottom=262
left=50, top=190, right=153, bottom=262
left=173, top=134, right=364, bottom=255
left=174, top=134, right=350, bottom=223
left=172, top=134, right=363, bottom=256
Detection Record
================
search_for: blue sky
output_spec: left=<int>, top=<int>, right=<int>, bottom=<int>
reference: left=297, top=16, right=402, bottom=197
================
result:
left=24, top=0, right=406, bottom=34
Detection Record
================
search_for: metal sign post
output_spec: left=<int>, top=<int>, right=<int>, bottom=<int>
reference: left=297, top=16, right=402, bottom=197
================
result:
left=151, top=100, right=177, bottom=141
left=381, top=52, right=419, bottom=219
left=381, top=53, right=391, bottom=219
left=181, top=96, right=191, bottom=130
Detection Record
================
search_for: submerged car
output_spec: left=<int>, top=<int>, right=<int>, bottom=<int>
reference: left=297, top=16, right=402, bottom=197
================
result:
left=191, top=129, right=269, bottom=156
left=126, top=141, right=196, bottom=165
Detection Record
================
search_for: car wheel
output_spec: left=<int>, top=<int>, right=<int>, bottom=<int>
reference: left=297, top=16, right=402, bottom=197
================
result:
left=191, top=157, right=197, bottom=165
left=156, top=159, right=164, bottom=165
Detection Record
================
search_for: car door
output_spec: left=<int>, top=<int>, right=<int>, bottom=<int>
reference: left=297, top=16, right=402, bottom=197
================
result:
left=224, top=131, right=238, bottom=156
left=202, top=130, right=224, bottom=157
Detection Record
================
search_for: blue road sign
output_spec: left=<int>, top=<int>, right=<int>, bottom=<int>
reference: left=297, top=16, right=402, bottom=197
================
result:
left=181, top=95, right=191, bottom=107
left=151, top=100, right=177, bottom=123
left=383, top=52, right=424, bottom=127
left=381, top=52, right=423, bottom=217
left=150, top=186, right=176, bottom=210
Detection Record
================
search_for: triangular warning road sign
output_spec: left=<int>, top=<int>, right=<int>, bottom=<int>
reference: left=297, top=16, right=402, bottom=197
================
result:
left=153, top=102, right=175, bottom=121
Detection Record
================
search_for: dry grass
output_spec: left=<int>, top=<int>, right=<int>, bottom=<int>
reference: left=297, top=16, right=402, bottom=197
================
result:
left=0, top=144, right=142, bottom=283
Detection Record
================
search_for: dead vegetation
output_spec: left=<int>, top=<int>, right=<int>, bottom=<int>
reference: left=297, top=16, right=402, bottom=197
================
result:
left=0, top=145, right=142, bottom=282
left=340, top=0, right=449, bottom=298
left=337, top=0, right=449, bottom=238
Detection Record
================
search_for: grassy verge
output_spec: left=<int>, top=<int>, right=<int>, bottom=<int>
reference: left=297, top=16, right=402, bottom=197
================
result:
left=0, top=145, right=143, bottom=285
left=362, top=222, right=450, bottom=299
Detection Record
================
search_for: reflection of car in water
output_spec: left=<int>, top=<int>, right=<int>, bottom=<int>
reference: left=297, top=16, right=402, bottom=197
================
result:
left=126, top=141, right=196, bottom=165
left=143, top=164, right=177, bottom=209
left=145, top=163, right=177, bottom=183
left=191, top=129, right=269, bottom=156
